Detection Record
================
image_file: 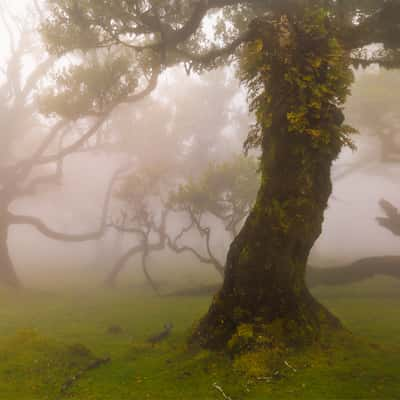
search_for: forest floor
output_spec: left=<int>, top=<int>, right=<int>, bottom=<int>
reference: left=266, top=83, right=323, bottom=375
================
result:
left=0, top=276, right=399, bottom=399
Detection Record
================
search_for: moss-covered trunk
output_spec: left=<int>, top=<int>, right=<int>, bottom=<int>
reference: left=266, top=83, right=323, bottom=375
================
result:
left=191, top=11, right=353, bottom=350
left=0, top=218, right=20, bottom=287
left=191, top=126, right=341, bottom=349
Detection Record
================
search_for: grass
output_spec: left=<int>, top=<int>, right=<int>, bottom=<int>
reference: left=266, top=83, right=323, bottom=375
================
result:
left=0, top=276, right=399, bottom=399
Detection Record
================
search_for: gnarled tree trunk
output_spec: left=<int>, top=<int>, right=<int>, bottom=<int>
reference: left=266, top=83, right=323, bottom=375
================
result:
left=0, top=218, right=20, bottom=287
left=191, top=124, right=342, bottom=349
left=191, top=13, right=351, bottom=350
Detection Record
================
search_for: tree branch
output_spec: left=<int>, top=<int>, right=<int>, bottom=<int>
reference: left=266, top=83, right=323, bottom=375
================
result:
left=8, top=213, right=105, bottom=242
left=7, top=162, right=132, bottom=241
left=33, top=64, right=160, bottom=167
left=176, top=29, right=251, bottom=67
left=104, top=243, right=144, bottom=287
left=167, top=211, right=224, bottom=277
left=307, top=256, right=400, bottom=288
left=377, top=199, right=400, bottom=236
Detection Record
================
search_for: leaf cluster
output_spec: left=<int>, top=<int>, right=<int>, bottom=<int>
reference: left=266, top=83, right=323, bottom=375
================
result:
left=170, top=155, right=259, bottom=232
left=39, top=54, right=139, bottom=119
left=241, top=8, right=356, bottom=154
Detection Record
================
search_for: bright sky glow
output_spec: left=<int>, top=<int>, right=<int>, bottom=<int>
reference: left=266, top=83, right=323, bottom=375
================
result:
left=0, top=0, right=35, bottom=59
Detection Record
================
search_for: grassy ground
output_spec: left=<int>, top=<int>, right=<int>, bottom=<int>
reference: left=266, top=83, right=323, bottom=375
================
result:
left=0, top=276, right=399, bottom=399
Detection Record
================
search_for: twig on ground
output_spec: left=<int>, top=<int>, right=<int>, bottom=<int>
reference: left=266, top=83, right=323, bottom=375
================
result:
left=213, top=382, right=233, bottom=400
left=284, top=360, right=297, bottom=372
left=256, top=376, right=272, bottom=382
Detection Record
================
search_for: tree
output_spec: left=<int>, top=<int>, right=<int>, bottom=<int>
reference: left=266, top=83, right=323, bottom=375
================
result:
left=0, top=5, right=155, bottom=287
left=169, top=155, right=259, bottom=277
left=95, top=67, right=250, bottom=287
left=104, top=166, right=169, bottom=291
left=104, top=155, right=257, bottom=287
left=42, top=0, right=400, bottom=351
left=168, top=157, right=400, bottom=291
left=110, top=67, right=249, bottom=177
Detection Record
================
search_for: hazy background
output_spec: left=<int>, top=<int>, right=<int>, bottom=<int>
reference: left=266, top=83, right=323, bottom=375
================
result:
left=1, top=0, right=399, bottom=290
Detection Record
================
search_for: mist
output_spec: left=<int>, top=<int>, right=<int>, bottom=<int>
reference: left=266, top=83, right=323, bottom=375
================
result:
left=1, top=1, right=400, bottom=399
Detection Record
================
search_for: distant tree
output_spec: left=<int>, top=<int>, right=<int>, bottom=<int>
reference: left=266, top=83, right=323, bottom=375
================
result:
left=169, top=155, right=259, bottom=276
left=107, top=155, right=400, bottom=298
left=42, top=0, right=400, bottom=351
left=104, top=165, right=169, bottom=292
left=111, top=67, right=249, bottom=176
left=0, top=5, right=154, bottom=287
left=104, top=156, right=257, bottom=287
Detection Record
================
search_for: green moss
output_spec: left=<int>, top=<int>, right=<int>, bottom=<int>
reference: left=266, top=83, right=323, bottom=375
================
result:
left=238, top=246, right=251, bottom=265
left=241, top=8, right=356, bottom=156
left=227, top=323, right=255, bottom=353
left=233, top=349, right=278, bottom=378
left=267, top=199, right=291, bottom=233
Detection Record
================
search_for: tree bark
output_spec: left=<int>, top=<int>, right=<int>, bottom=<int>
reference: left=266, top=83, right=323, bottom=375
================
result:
left=0, top=219, right=20, bottom=287
left=191, top=129, right=342, bottom=349
left=191, top=14, right=349, bottom=350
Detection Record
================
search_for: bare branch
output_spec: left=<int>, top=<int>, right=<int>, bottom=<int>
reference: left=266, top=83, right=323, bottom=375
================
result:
left=7, top=162, right=131, bottom=241
left=8, top=213, right=105, bottom=242
left=377, top=199, right=400, bottom=236
left=105, top=207, right=169, bottom=286
left=167, top=236, right=212, bottom=265
left=104, top=244, right=144, bottom=287
left=0, top=3, right=16, bottom=55
left=12, top=119, right=69, bottom=183
left=167, top=213, right=224, bottom=277
left=176, top=29, right=251, bottom=66
left=141, top=243, right=160, bottom=295
left=19, top=57, right=56, bottom=101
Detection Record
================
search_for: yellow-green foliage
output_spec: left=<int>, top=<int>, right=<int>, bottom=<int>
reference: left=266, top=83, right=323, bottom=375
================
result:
left=170, top=155, right=259, bottom=223
left=228, top=319, right=289, bottom=354
left=241, top=8, right=356, bottom=153
left=229, top=322, right=289, bottom=377
left=228, top=323, right=254, bottom=353
left=39, top=55, right=139, bottom=119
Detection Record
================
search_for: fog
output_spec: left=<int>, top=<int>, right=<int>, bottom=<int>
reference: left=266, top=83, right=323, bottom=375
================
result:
left=0, top=1, right=399, bottom=292
left=1, top=2, right=400, bottom=399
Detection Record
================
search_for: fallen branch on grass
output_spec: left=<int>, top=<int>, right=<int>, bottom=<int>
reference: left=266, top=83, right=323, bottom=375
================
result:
left=213, top=382, right=232, bottom=400
left=284, top=360, right=297, bottom=372
left=60, top=357, right=111, bottom=396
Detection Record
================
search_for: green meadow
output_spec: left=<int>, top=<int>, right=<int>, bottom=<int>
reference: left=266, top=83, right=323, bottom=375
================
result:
left=0, top=276, right=399, bottom=400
